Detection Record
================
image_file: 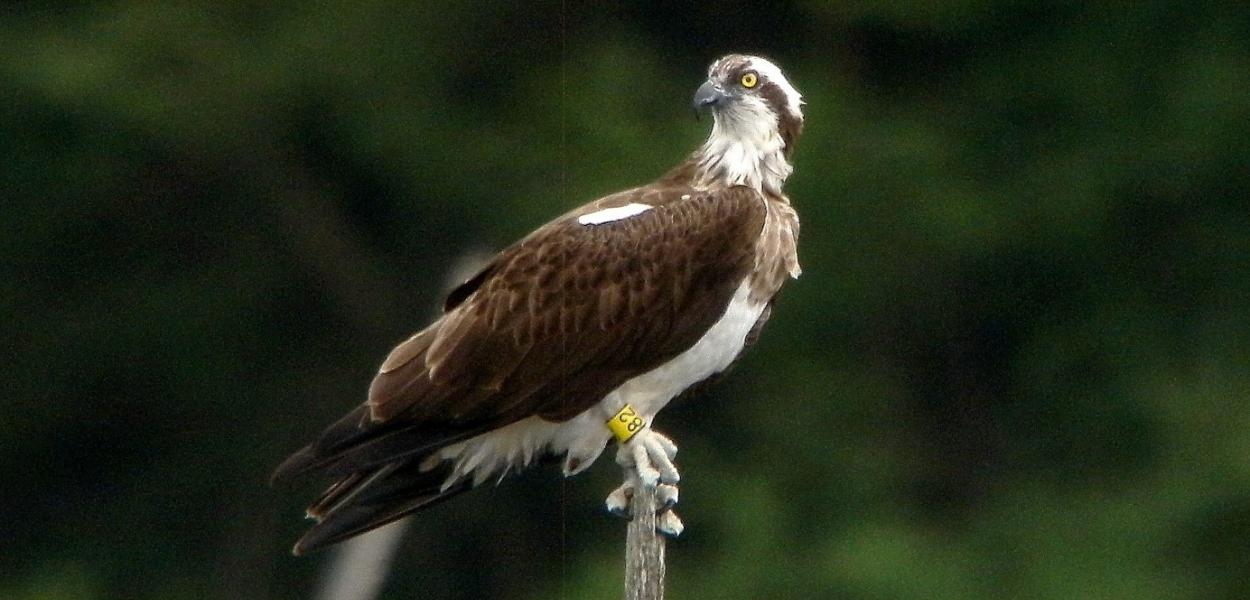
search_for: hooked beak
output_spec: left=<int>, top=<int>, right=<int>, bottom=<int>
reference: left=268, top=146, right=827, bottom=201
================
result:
left=692, top=81, right=726, bottom=117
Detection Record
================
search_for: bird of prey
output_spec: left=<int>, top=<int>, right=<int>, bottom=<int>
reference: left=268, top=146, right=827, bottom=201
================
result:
left=273, top=54, right=804, bottom=555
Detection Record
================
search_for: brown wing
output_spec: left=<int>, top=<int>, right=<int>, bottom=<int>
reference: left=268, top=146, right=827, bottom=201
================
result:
left=272, top=184, right=767, bottom=554
left=367, top=184, right=767, bottom=424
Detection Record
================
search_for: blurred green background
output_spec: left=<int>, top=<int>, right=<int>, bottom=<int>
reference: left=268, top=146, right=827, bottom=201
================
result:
left=4, top=1, right=1250, bottom=598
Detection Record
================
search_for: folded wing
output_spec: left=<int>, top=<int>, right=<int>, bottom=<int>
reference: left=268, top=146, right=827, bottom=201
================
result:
left=273, top=184, right=767, bottom=553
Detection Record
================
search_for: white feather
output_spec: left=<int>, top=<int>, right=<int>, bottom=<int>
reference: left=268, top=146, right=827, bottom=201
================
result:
left=577, top=203, right=653, bottom=225
left=695, top=97, right=792, bottom=195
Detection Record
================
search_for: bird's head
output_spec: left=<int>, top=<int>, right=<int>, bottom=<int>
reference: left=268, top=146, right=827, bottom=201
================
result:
left=689, top=55, right=803, bottom=194
left=693, top=54, right=804, bottom=156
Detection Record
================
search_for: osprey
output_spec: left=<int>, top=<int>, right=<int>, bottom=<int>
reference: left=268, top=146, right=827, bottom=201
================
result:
left=273, top=54, right=804, bottom=555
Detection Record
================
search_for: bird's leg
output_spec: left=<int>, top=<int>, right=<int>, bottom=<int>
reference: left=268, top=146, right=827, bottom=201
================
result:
left=604, top=428, right=684, bottom=537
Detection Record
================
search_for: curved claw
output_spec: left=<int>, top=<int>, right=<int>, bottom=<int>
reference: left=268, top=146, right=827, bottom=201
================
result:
left=657, top=510, right=684, bottom=538
left=646, top=440, right=680, bottom=485
left=604, top=483, right=680, bottom=521
left=656, top=483, right=679, bottom=510
left=605, top=482, right=634, bottom=520
left=607, top=427, right=685, bottom=533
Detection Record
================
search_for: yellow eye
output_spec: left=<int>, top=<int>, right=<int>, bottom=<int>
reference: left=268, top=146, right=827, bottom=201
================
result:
left=740, top=72, right=758, bottom=88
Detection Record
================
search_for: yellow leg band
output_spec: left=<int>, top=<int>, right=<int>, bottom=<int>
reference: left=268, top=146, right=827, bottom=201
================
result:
left=607, top=404, right=646, bottom=443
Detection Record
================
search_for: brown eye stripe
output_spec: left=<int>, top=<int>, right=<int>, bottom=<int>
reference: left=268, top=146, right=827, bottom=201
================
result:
left=756, top=80, right=803, bottom=153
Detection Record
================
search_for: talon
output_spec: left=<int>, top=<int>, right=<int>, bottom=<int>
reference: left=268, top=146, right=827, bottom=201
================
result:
left=607, top=427, right=685, bottom=529
left=608, top=505, right=632, bottom=520
left=605, top=483, right=634, bottom=520
left=657, top=510, right=684, bottom=538
left=656, top=484, right=679, bottom=510
left=621, top=427, right=681, bottom=489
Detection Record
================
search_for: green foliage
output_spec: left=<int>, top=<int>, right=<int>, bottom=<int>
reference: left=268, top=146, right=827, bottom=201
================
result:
left=3, top=1, right=1248, bottom=598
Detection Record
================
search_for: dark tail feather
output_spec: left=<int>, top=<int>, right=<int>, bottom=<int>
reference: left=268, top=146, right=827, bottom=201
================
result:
left=271, top=405, right=376, bottom=483
left=273, top=392, right=495, bottom=552
left=292, top=462, right=471, bottom=556
left=317, top=425, right=483, bottom=480
left=270, top=404, right=488, bottom=484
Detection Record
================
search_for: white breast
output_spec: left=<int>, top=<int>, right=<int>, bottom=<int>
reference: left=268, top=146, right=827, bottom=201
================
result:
left=609, top=278, right=765, bottom=416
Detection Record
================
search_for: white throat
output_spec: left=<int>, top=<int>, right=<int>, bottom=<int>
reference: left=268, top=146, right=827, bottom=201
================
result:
left=693, top=100, right=792, bottom=195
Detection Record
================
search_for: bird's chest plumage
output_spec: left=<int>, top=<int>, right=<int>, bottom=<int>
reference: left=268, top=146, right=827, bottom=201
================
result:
left=607, top=197, right=798, bottom=418
left=613, top=197, right=796, bottom=410
left=615, top=277, right=767, bottom=417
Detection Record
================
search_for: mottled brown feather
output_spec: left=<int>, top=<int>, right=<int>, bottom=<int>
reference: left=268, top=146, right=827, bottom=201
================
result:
left=367, top=184, right=767, bottom=424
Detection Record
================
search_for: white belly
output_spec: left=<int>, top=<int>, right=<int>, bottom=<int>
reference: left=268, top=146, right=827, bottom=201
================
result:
left=606, top=279, right=766, bottom=417
left=431, top=278, right=767, bottom=487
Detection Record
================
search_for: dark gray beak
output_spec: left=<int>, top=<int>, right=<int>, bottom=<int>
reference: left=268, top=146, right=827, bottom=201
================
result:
left=692, top=81, right=725, bottom=115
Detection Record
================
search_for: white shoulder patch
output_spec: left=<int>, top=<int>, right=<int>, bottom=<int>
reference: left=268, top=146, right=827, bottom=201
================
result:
left=577, top=203, right=653, bottom=226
